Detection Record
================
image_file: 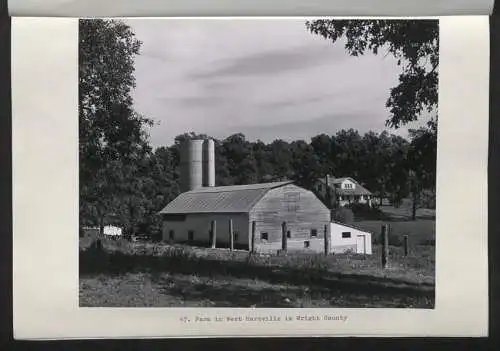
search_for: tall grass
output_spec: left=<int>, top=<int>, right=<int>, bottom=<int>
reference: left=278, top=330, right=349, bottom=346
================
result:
left=81, top=236, right=434, bottom=286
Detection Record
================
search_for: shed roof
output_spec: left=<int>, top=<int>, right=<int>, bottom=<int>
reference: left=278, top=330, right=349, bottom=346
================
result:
left=330, top=220, right=373, bottom=234
left=159, top=181, right=294, bottom=214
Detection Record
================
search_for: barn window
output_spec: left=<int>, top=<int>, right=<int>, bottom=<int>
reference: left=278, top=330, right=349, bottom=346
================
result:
left=286, top=230, right=291, bottom=239
left=188, top=230, right=194, bottom=241
left=261, top=232, right=268, bottom=241
left=285, top=192, right=300, bottom=212
left=342, top=232, right=351, bottom=238
left=169, top=230, right=174, bottom=240
left=310, top=229, right=318, bottom=237
left=304, top=241, right=310, bottom=248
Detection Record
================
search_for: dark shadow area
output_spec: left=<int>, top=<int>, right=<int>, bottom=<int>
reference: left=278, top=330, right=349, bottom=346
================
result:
left=80, top=245, right=435, bottom=304
left=154, top=274, right=432, bottom=309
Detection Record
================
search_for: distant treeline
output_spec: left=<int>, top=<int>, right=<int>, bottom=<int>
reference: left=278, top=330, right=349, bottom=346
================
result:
left=80, top=128, right=436, bottom=238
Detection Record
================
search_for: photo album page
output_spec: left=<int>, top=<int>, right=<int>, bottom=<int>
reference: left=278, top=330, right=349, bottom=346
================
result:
left=10, top=0, right=493, bottom=340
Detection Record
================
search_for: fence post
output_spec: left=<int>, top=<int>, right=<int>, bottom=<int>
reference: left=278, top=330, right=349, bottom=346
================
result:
left=403, top=235, right=409, bottom=256
left=324, top=224, right=330, bottom=256
left=229, top=219, right=234, bottom=251
left=251, top=221, right=256, bottom=253
left=281, top=221, right=288, bottom=252
left=210, top=220, right=217, bottom=248
left=381, top=224, right=389, bottom=268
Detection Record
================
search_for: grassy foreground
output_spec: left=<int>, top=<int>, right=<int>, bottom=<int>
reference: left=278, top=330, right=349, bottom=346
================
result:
left=79, top=233, right=435, bottom=308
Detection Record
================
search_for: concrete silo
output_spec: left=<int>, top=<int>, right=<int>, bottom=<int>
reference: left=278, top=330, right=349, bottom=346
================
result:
left=179, top=139, right=204, bottom=193
left=202, top=138, right=215, bottom=187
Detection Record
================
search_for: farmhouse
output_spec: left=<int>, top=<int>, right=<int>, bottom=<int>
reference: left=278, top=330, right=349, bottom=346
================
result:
left=159, top=139, right=331, bottom=253
left=314, top=175, right=373, bottom=208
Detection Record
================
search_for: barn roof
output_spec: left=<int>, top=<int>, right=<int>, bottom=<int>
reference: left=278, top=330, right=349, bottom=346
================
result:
left=159, top=181, right=294, bottom=214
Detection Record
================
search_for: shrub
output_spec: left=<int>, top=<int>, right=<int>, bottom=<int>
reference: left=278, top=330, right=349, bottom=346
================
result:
left=347, top=203, right=388, bottom=220
left=332, top=208, right=354, bottom=224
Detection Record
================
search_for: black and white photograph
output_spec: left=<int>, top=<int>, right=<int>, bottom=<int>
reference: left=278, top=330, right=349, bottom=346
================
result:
left=78, top=18, right=438, bottom=309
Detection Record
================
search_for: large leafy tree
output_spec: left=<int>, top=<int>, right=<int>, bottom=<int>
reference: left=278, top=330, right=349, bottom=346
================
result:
left=407, top=120, right=437, bottom=219
left=79, top=19, right=153, bottom=234
left=289, top=140, right=323, bottom=189
left=222, top=133, right=258, bottom=185
left=306, top=20, right=439, bottom=129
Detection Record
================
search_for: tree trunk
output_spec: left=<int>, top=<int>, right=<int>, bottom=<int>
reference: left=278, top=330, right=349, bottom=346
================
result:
left=379, top=183, right=385, bottom=207
left=412, top=188, right=418, bottom=221
left=99, top=215, right=104, bottom=236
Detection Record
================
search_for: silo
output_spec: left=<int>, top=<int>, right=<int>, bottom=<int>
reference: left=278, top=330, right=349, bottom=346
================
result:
left=179, top=139, right=204, bottom=192
left=202, top=138, right=215, bottom=187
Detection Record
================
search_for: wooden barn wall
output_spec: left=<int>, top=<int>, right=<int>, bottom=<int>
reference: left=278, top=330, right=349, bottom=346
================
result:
left=249, top=184, right=330, bottom=249
left=162, top=213, right=249, bottom=249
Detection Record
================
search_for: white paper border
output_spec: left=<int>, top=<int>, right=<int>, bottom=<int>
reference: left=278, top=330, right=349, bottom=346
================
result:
left=12, top=16, right=489, bottom=339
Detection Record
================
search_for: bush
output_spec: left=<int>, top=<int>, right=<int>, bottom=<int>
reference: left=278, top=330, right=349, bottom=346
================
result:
left=332, top=208, right=354, bottom=224
left=347, top=203, right=388, bottom=220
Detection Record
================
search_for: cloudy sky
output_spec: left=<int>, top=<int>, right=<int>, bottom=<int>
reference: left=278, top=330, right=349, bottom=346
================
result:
left=127, top=19, right=427, bottom=148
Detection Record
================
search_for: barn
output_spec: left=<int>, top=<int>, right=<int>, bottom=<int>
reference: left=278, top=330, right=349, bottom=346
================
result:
left=158, top=139, right=331, bottom=253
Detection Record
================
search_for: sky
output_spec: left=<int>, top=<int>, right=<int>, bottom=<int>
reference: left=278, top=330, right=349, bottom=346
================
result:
left=127, top=19, right=428, bottom=148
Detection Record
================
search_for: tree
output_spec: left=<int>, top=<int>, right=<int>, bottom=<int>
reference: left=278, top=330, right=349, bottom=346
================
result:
left=252, top=140, right=274, bottom=182
left=306, top=20, right=439, bottom=129
left=268, top=139, right=294, bottom=181
left=332, top=129, right=364, bottom=180
left=79, top=19, right=153, bottom=234
left=289, top=140, right=323, bottom=189
left=310, top=134, right=335, bottom=176
left=222, top=133, right=258, bottom=185
left=406, top=120, right=437, bottom=219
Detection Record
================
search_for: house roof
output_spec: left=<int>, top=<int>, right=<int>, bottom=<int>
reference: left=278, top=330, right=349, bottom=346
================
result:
left=336, top=184, right=372, bottom=196
left=159, top=181, right=294, bottom=214
left=318, top=176, right=372, bottom=195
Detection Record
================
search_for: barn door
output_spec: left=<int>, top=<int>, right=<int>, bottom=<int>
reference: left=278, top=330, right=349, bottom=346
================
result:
left=356, top=235, right=366, bottom=254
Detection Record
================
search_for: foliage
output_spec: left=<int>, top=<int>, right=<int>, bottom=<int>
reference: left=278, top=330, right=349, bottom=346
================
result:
left=79, top=19, right=154, bottom=234
left=305, top=19, right=439, bottom=129
left=347, top=203, right=389, bottom=221
left=332, top=207, right=354, bottom=224
left=407, top=120, right=437, bottom=219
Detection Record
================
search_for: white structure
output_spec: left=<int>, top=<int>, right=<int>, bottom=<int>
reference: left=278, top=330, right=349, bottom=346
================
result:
left=103, top=225, right=123, bottom=236
left=329, top=221, right=372, bottom=254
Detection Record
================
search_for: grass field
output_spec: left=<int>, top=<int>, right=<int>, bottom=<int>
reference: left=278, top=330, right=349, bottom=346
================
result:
left=79, top=233, right=435, bottom=308
left=355, top=219, right=435, bottom=245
